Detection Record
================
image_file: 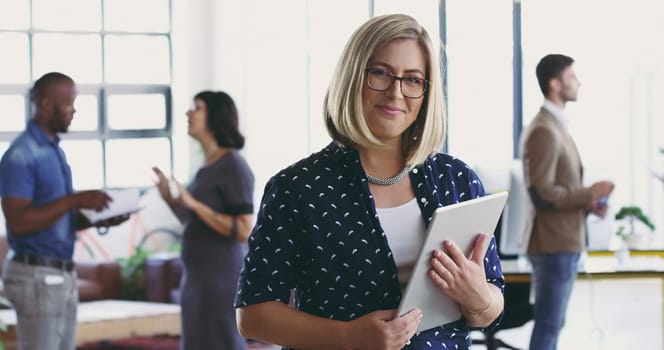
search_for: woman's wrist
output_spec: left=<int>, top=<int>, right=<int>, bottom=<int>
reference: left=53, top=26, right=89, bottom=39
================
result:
left=464, top=293, right=493, bottom=316
left=187, top=198, right=202, bottom=212
left=463, top=288, right=494, bottom=316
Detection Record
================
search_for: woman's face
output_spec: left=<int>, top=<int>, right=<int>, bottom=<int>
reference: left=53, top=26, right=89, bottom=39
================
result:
left=186, top=98, right=208, bottom=139
left=361, top=38, right=427, bottom=147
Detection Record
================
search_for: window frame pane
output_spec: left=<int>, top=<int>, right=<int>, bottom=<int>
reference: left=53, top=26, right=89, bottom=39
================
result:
left=104, top=34, right=172, bottom=84
left=0, top=32, right=31, bottom=83
left=70, top=85, right=101, bottom=132
left=104, top=137, right=172, bottom=188
left=0, top=92, right=28, bottom=132
left=32, top=0, right=102, bottom=31
left=59, top=139, right=104, bottom=190
left=0, top=0, right=173, bottom=190
left=0, top=0, right=30, bottom=30
left=104, top=0, right=170, bottom=33
left=104, top=85, right=172, bottom=137
left=32, top=33, right=103, bottom=83
left=107, top=93, right=167, bottom=131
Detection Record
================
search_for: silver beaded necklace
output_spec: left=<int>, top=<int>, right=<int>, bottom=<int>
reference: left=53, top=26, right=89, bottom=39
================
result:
left=365, top=166, right=410, bottom=186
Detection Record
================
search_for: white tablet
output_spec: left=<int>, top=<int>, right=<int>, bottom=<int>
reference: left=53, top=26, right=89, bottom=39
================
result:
left=397, top=191, right=508, bottom=332
left=80, top=188, right=143, bottom=224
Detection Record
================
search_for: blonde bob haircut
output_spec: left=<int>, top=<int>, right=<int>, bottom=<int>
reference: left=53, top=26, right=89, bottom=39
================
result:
left=324, top=14, right=445, bottom=167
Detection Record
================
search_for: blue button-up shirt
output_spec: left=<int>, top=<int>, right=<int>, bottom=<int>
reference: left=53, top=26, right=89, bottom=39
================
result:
left=0, top=120, right=75, bottom=260
left=235, top=143, right=504, bottom=349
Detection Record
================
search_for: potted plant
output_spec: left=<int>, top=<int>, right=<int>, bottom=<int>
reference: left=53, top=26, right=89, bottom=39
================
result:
left=117, top=246, right=151, bottom=300
left=615, top=205, right=655, bottom=250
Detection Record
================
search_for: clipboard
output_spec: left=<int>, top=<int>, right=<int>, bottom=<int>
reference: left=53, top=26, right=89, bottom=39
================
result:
left=80, top=188, right=143, bottom=224
left=397, top=191, right=508, bottom=332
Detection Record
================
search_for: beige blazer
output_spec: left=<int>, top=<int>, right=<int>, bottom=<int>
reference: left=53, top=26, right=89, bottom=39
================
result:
left=520, top=107, right=593, bottom=254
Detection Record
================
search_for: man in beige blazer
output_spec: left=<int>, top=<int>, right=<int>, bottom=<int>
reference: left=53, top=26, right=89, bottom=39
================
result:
left=520, top=54, right=614, bottom=350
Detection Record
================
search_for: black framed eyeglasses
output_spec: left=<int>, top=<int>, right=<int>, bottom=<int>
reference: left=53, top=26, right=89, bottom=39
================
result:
left=364, top=68, right=429, bottom=99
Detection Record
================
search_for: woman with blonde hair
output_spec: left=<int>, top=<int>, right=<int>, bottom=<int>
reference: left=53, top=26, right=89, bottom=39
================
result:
left=235, top=14, right=504, bottom=350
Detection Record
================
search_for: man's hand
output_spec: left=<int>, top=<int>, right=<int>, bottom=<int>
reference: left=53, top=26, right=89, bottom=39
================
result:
left=589, top=181, right=614, bottom=217
left=590, top=181, right=614, bottom=199
left=591, top=197, right=609, bottom=218
left=69, top=190, right=112, bottom=211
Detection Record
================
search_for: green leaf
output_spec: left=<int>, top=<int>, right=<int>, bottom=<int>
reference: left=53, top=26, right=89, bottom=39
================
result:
left=614, top=205, right=655, bottom=232
left=116, top=247, right=151, bottom=300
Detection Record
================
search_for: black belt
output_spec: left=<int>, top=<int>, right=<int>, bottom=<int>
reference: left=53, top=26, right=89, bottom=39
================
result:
left=12, top=253, right=75, bottom=272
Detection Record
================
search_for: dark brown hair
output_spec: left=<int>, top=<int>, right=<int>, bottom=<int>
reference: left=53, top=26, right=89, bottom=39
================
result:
left=194, top=91, right=245, bottom=149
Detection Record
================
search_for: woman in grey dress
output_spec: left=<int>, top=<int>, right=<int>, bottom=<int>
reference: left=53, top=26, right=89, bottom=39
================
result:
left=153, top=91, right=255, bottom=350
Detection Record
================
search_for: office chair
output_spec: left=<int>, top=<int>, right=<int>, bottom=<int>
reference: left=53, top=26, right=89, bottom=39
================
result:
left=472, top=214, right=534, bottom=350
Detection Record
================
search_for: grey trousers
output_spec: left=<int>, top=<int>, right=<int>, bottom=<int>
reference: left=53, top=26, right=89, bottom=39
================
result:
left=2, top=259, right=78, bottom=350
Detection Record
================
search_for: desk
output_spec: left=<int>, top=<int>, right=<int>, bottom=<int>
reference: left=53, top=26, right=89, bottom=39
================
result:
left=502, top=255, right=664, bottom=281
left=502, top=255, right=664, bottom=348
left=0, top=300, right=180, bottom=349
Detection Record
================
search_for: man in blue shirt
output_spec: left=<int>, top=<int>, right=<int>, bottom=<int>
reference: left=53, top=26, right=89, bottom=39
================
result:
left=0, top=72, right=129, bottom=350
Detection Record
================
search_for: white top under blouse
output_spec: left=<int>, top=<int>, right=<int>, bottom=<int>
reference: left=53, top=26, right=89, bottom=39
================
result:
left=376, top=198, right=426, bottom=286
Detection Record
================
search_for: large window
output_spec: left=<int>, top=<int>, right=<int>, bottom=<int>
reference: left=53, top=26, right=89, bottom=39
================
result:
left=0, top=0, right=173, bottom=190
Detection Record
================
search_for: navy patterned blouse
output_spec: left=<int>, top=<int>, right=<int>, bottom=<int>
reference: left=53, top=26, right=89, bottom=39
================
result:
left=235, top=143, right=504, bottom=349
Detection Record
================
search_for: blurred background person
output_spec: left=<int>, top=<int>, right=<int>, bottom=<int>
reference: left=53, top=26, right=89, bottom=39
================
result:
left=521, top=54, right=614, bottom=350
left=0, top=71, right=129, bottom=350
left=153, top=90, right=255, bottom=350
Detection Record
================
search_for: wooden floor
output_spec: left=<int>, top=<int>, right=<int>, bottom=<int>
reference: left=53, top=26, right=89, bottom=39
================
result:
left=0, top=300, right=181, bottom=349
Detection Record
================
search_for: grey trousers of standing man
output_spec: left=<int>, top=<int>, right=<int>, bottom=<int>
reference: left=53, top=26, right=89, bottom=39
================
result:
left=2, top=259, right=78, bottom=350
